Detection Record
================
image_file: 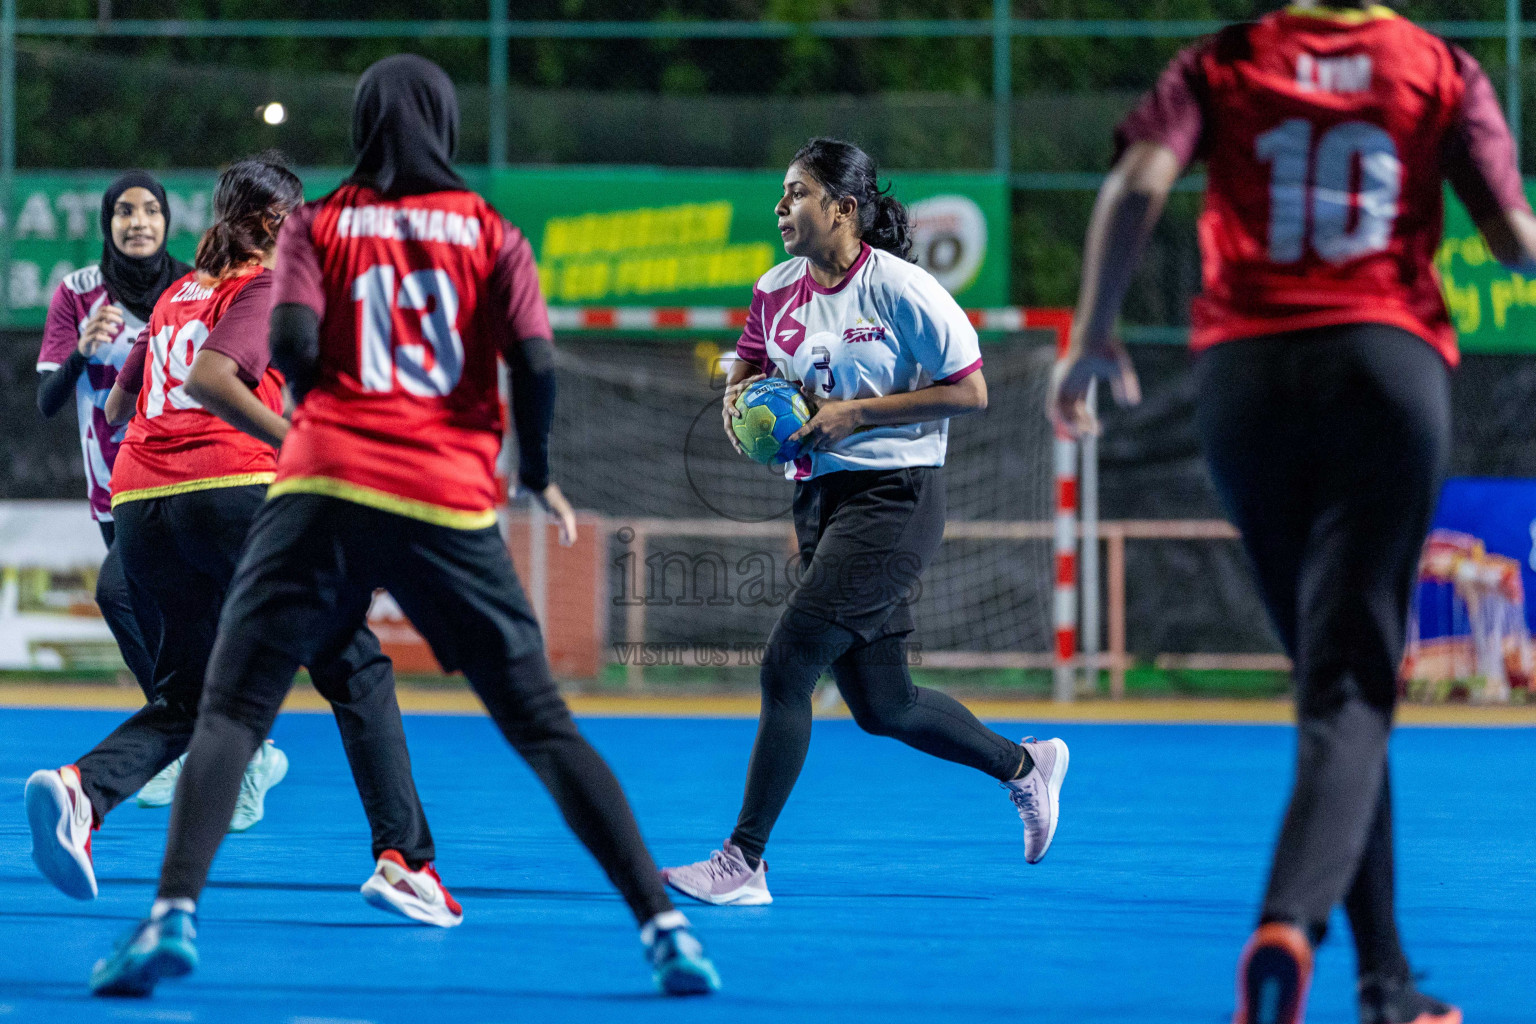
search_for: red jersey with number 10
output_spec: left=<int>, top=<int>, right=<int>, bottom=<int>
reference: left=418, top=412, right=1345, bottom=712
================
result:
left=1117, top=6, right=1529, bottom=364
left=111, top=269, right=284, bottom=506
left=269, top=184, right=551, bottom=529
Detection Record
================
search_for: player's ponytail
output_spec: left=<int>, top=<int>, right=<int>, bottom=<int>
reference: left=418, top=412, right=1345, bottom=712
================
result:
left=790, top=137, right=914, bottom=262
left=195, top=151, right=304, bottom=279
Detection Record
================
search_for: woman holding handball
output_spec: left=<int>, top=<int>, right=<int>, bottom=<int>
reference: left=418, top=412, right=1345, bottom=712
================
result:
left=664, top=138, right=1069, bottom=907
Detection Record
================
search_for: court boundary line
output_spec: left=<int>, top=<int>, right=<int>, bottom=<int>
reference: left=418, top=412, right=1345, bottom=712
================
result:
left=1, top=686, right=1533, bottom=726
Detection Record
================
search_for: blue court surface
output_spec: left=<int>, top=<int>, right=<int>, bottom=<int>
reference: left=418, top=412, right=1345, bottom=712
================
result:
left=0, top=708, right=1531, bottom=1023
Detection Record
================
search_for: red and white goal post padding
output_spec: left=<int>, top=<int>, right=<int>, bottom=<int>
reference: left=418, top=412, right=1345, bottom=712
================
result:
left=545, top=305, right=1097, bottom=701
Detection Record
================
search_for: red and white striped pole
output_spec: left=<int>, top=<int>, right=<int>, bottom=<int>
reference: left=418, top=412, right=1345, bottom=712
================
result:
left=1051, top=389, right=1078, bottom=702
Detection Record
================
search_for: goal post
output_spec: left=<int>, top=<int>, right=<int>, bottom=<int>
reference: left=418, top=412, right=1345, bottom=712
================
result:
left=524, top=305, right=1092, bottom=699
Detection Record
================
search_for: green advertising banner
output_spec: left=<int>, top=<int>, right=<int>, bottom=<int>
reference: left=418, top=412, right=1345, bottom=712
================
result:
left=0, top=168, right=1007, bottom=329
left=1438, top=183, right=1536, bottom=354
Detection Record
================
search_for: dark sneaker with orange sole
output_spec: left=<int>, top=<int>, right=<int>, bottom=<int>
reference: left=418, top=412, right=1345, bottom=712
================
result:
left=1358, top=974, right=1462, bottom=1024
left=1233, top=922, right=1313, bottom=1024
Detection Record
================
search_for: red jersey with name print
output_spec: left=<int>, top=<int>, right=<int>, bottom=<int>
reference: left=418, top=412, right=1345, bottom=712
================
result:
left=1116, top=6, right=1529, bottom=363
left=111, top=269, right=284, bottom=506
left=269, top=184, right=551, bottom=529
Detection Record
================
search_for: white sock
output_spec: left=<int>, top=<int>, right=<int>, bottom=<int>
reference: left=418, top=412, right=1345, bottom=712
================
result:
left=150, top=897, right=196, bottom=920
left=640, top=909, right=690, bottom=945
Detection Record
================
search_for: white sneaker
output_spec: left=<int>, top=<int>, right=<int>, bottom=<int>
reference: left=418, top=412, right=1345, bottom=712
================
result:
left=360, top=850, right=463, bottom=928
left=136, top=754, right=185, bottom=808
left=1004, top=737, right=1069, bottom=864
left=662, top=840, right=772, bottom=906
left=25, top=765, right=98, bottom=900
left=229, top=740, right=287, bottom=833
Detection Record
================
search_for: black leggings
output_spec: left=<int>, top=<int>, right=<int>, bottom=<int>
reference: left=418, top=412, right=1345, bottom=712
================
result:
left=96, top=520, right=158, bottom=702
left=158, top=493, right=673, bottom=926
left=729, top=468, right=1026, bottom=865
left=1196, top=323, right=1450, bottom=981
left=75, top=487, right=434, bottom=866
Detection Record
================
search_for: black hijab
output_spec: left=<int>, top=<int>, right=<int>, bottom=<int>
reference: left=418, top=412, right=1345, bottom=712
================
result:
left=349, top=55, right=466, bottom=198
left=99, top=171, right=191, bottom=322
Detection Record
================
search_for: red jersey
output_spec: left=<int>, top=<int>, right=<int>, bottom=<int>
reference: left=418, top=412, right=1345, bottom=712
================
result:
left=268, top=184, right=550, bottom=529
left=111, top=269, right=284, bottom=506
left=1117, top=6, right=1529, bottom=363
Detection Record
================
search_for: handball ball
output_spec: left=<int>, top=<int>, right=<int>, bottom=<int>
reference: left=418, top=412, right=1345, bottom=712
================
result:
left=731, top=378, right=810, bottom=465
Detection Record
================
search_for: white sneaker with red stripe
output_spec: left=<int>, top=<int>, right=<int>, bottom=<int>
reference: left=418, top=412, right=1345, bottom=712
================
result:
left=26, top=765, right=98, bottom=900
left=360, top=850, right=462, bottom=928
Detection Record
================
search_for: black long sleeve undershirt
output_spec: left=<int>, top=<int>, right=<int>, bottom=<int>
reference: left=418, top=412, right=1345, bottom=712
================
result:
left=268, top=302, right=321, bottom=403
left=37, top=349, right=88, bottom=418
left=506, top=335, right=556, bottom=494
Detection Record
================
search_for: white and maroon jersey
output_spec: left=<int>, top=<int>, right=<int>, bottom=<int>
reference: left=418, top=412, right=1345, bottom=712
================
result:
left=37, top=266, right=148, bottom=521
left=736, top=243, right=982, bottom=480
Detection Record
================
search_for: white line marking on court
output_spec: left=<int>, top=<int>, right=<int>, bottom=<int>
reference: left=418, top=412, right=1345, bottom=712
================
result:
left=108, top=1010, right=195, bottom=1021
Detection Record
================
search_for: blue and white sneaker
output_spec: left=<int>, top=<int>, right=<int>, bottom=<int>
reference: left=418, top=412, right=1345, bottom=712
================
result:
left=136, top=754, right=184, bottom=808
left=90, top=909, right=198, bottom=997
left=229, top=740, right=287, bottom=833
left=642, top=911, right=720, bottom=996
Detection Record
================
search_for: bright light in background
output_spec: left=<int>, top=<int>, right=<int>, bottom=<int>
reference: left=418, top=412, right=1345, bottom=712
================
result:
left=259, top=102, right=287, bottom=126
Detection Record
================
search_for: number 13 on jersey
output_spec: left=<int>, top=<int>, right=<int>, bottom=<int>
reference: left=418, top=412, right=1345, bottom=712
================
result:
left=352, top=265, right=465, bottom=397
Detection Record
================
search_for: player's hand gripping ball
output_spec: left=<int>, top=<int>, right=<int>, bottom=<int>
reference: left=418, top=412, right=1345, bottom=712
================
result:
left=731, top=379, right=811, bottom=465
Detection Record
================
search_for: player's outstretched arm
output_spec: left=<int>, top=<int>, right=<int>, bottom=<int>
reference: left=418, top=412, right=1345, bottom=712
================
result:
left=1049, top=140, right=1178, bottom=437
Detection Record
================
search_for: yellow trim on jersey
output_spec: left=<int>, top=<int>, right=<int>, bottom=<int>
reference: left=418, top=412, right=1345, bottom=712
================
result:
left=267, top=475, right=498, bottom=531
left=111, top=472, right=277, bottom=508
left=1284, top=4, right=1398, bottom=23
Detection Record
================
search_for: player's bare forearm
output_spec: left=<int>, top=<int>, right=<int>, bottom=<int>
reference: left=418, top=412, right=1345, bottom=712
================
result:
left=183, top=350, right=289, bottom=448
left=840, top=370, right=987, bottom=426
left=793, top=372, right=986, bottom=448
left=105, top=382, right=137, bottom=425
left=1478, top=207, right=1536, bottom=275
left=1068, top=141, right=1182, bottom=357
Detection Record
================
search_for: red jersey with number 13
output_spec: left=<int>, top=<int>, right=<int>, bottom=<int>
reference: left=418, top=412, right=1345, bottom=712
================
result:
left=1117, top=6, right=1530, bottom=363
left=111, top=269, right=284, bottom=506
left=269, top=184, right=551, bottom=529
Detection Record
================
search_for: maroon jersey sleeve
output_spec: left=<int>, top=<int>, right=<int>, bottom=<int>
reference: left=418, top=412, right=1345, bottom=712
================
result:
left=1114, top=38, right=1212, bottom=167
left=271, top=202, right=327, bottom=317
left=118, top=325, right=150, bottom=394
left=38, top=283, right=85, bottom=370
left=203, top=273, right=276, bottom=386
left=487, top=222, right=552, bottom=350
left=1445, top=46, right=1531, bottom=222
left=735, top=286, right=769, bottom=373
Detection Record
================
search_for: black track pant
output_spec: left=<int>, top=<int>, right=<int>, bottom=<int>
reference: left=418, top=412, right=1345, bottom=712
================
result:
left=1195, top=323, right=1450, bottom=982
left=157, top=493, right=673, bottom=926
left=730, top=468, right=1027, bottom=865
left=74, top=486, right=434, bottom=867
left=96, top=520, right=158, bottom=702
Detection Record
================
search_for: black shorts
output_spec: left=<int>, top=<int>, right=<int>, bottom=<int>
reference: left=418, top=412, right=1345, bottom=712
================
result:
left=786, top=466, right=945, bottom=643
left=220, top=492, right=543, bottom=675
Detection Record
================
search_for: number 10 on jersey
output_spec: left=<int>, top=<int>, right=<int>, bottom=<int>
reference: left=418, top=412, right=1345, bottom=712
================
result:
left=352, top=265, right=466, bottom=397
left=1256, top=118, right=1402, bottom=265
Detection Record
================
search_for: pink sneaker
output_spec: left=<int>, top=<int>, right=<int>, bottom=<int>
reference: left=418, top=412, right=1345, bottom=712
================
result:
left=26, top=765, right=98, bottom=900
left=1004, top=737, right=1069, bottom=864
left=662, top=840, right=772, bottom=906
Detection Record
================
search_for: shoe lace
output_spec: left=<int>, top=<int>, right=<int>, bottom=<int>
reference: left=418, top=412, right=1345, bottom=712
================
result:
left=1006, top=780, right=1040, bottom=823
left=703, top=848, right=745, bottom=881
